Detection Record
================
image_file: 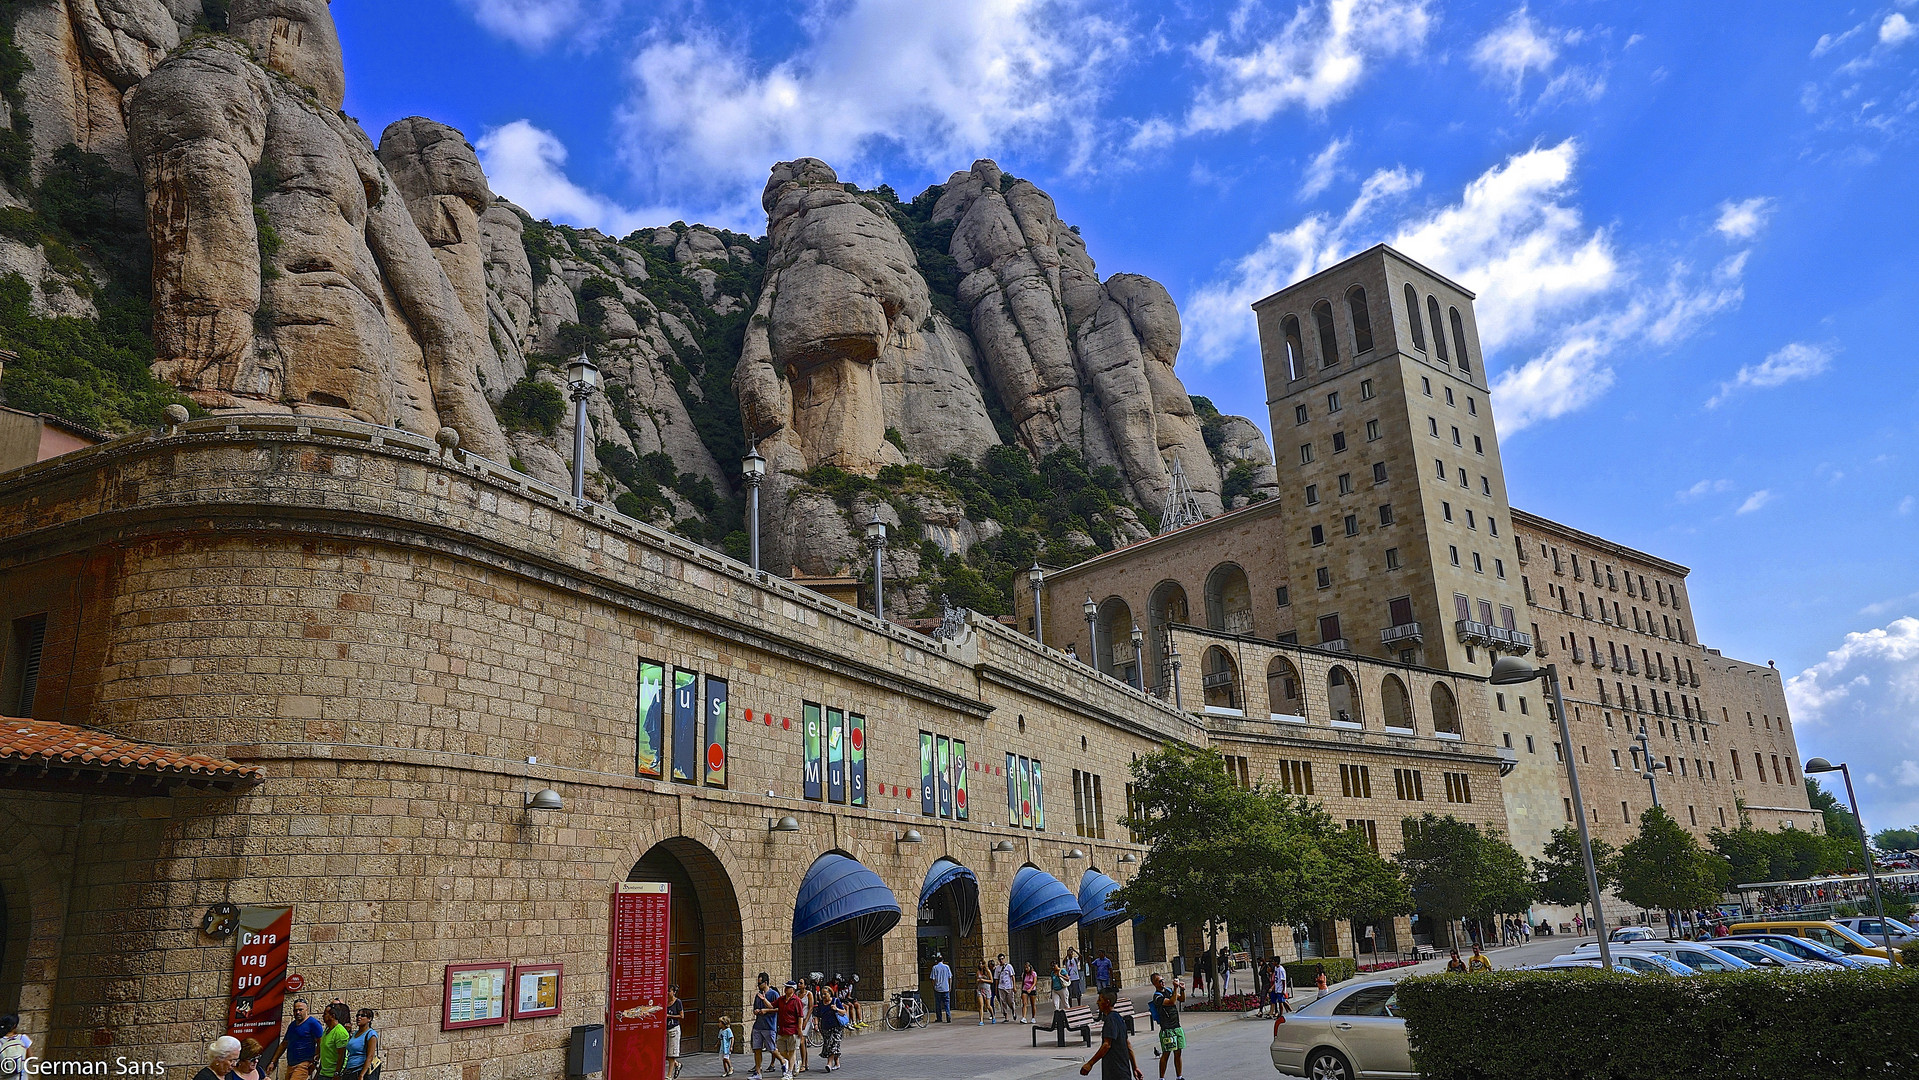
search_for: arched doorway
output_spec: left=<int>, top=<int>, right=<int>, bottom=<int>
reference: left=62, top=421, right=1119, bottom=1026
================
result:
left=1381, top=675, right=1415, bottom=732
left=793, top=853, right=901, bottom=996
left=628, top=839, right=744, bottom=1053
left=918, top=858, right=982, bottom=998
left=1267, top=657, right=1305, bottom=721
left=1328, top=666, right=1362, bottom=726
left=1096, top=597, right=1138, bottom=686
left=1431, top=683, right=1461, bottom=736
left=1147, top=581, right=1189, bottom=696
left=1203, top=563, right=1254, bottom=635
left=1201, top=647, right=1240, bottom=711
left=1009, top=865, right=1079, bottom=975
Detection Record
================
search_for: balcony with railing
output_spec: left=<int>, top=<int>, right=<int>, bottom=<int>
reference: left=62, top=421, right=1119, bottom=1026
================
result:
left=1320, top=638, right=1352, bottom=653
left=1223, top=610, right=1256, bottom=635
left=1454, top=619, right=1494, bottom=647
left=1507, top=630, right=1534, bottom=652
left=1625, top=659, right=1639, bottom=675
left=1381, top=622, right=1424, bottom=647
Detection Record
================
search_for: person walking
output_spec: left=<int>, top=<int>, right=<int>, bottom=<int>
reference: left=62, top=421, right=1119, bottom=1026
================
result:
left=341, top=1009, right=379, bottom=1080
left=1078, top=988, right=1143, bottom=1080
left=976, top=960, right=995, bottom=1025
left=1147, top=974, right=1185, bottom=1080
left=1444, top=950, right=1467, bottom=974
left=1467, top=946, right=1491, bottom=973
left=929, top=954, right=953, bottom=1023
left=316, top=1005, right=351, bottom=1080
left=775, top=981, right=805, bottom=1080
left=794, top=979, right=813, bottom=1075
left=1269, top=962, right=1289, bottom=1021
left=1050, top=962, right=1068, bottom=1017
left=813, top=983, right=844, bottom=1074
left=1092, top=951, right=1114, bottom=993
left=1064, top=949, right=1084, bottom=1006
left=267, top=1000, right=324, bottom=1080
left=717, top=1015, right=736, bottom=1078
left=750, top=974, right=779, bottom=1080
left=196, top=1036, right=242, bottom=1080
left=1020, top=963, right=1038, bottom=1023
left=664, top=987, right=685, bottom=1080
left=232, top=1040, right=265, bottom=1080
left=0, top=1016, right=27, bottom=1079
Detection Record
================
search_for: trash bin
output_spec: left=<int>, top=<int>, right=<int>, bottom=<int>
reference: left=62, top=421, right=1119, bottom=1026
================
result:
left=568, top=1023, right=605, bottom=1078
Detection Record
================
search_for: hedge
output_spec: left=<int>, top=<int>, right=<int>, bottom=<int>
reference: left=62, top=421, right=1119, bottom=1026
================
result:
left=1284, top=957, right=1357, bottom=986
left=1396, top=968, right=1919, bottom=1079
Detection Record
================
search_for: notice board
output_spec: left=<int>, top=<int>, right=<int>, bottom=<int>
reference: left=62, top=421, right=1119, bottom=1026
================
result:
left=609, top=882, right=670, bottom=1080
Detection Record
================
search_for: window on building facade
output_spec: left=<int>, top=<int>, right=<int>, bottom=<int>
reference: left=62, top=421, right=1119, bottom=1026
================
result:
left=1341, top=763, right=1374, bottom=798
left=1305, top=484, right=1319, bottom=505
left=1474, top=435, right=1484, bottom=455
left=1394, top=767, right=1425, bottom=801
left=1316, top=567, right=1332, bottom=589
left=1450, top=307, right=1472, bottom=373
left=1276, top=586, right=1291, bottom=607
left=1422, top=376, right=1433, bottom=396
left=1311, top=524, right=1326, bottom=546
left=1428, top=296, right=1449, bottom=361
left=1281, top=315, right=1305, bottom=380
left=1314, top=300, right=1341, bottom=367
left=1404, top=284, right=1426, bottom=349
left=1429, top=416, right=1440, bottom=437
left=1379, top=504, right=1394, bottom=526
left=1332, top=431, right=1348, bottom=453
left=1372, top=461, right=1388, bottom=484
left=1339, top=473, right=1354, bottom=495
left=1295, top=403, right=1309, bottom=425
left=1300, top=443, right=1315, bottom=464
left=1361, top=378, right=1376, bottom=400
left=1366, top=419, right=1381, bottom=441
left=1385, top=548, right=1400, bottom=570
left=1280, top=759, right=1315, bottom=795
left=1344, top=514, right=1359, bottom=537
left=1444, top=772, right=1473, bottom=804
left=1443, top=501, right=1453, bottom=522
left=1450, top=546, right=1461, bottom=566
left=1472, top=552, right=1483, bottom=573
left=1467, top=396, right=1477, bottom=415
left=1346, top=819, right=1380, bottom=851
left=1347, top=286, right=1374, bottom=353
left=1452, top=426, right=1463, bottom=446
left=1328, top=391, right=1342, bottom=413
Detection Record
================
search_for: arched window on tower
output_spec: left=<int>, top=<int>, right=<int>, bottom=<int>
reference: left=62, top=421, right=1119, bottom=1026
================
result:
left=1449, top=307, right=1471, bottom=375
left=1404, top=283, right=1425, bottom=351
left=1313, top=300, right=1340, bottom=368
left=1346, top=285, right=1374, bottom=354
left=1427, top=296, right=1449, bottom=363
left=1281, top=315, right=1305, bottom=381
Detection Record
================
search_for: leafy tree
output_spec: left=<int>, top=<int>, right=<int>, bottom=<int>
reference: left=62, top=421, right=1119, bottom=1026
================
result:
left=496, top=377, right=564, bottom=436
left=1531, top=825, right=1619, bottom=921
left=1807, top=778, right=1861, bottom=842
left=1314, top=818, right=1413, bottom=962
left=1873, top=827, right=1919, bottom=853
left=1616, top=807, right=1731, bottom=915
left=1396, top=814, right=1531, bottom=944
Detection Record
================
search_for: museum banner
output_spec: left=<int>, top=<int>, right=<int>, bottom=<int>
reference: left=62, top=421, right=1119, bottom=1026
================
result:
left=227, top=905, right=293, bottom=1048
left=609, top=883, right=670, bottom=1080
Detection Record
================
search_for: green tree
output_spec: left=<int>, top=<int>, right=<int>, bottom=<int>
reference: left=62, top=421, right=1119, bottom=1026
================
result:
left=1530, top=825, right=1619, bottom=923
left=1616, top=807, right=1731, bottom=916
left=1873, top=827, right=1919, bottom=853
left=1305, top=814, right=1413, bottom=963
left=1395, top=814, right=1531, bottom=945
left=1807, top=778, right=1860, bottom=840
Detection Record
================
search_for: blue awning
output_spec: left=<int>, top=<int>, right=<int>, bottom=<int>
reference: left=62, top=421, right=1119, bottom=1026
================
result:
left=920, top=858, right=980, bottom=939
left=1009, top=866, right=1081, bottom=936
left=794, top=854, right=902, bottom=945
left=1077, top=869, right=1127, bottom=930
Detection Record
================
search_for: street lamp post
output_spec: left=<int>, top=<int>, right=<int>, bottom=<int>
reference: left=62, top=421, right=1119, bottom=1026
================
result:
left=864, top=517, right=888, bottom=619
left=742, top=446, right=766, bottom=573
left=1083, top=596, right=1099, bottom=670
left=1029, top=563, right=1045, bottom=642
left=1168, top=639, right=1183, bottom=708
left=1130, top=623, right=1145, bottom=690
left=1632, top=729, right=1667, bottom=807
left=565, top=353, right=600, bottom=506
left=1805, top=757, right=1894, bottom=957
left=1491, top=655, right=1613, bottom=970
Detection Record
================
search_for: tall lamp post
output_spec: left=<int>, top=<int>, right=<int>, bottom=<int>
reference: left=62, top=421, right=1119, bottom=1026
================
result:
left=1168, top=638, right=1182, bottom=708
left=1632, top=729, right=1668, bottom=807
left=1130, top=623, right=1145, bottom=690
left=864, top=517, right=887, bottom=619
left=741, top=446, right=766, bottom=573
left=1083, top=596, right=1099, bottom=670
left=1805, top=757, right=1894, bottom=957
left=565, top=353, right=600, bottom=507
left=1029, top=563, right=1045, bottom=642
left=1491, top=655, right=1612, bottom=970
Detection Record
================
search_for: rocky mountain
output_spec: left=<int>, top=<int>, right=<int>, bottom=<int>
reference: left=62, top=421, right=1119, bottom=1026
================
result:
left=0, top=0, right=1278, bottom=618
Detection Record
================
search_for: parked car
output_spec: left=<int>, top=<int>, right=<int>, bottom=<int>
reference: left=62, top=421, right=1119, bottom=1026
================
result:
left=1719, top=933, right=1889, bottom=969
left=1553, top=950, right=1695, bottom=976
left=1270, top=979, right=1413, bottom=1079
left=1525, top=959, right=1644, bottom=974
left=1832, top=916, right=1919, bottom=948
left=1726, top=920, right=1900, bottom=962
left=1709, top=939, right=1831, bottom=972
left=1609, top=926, right=1658, bottom=943
left=1572, top=941, right=1755, bottom=973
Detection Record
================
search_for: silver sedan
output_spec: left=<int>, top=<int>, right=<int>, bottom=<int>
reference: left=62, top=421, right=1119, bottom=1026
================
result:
left=1269, top=979, right=1414, bottom=1080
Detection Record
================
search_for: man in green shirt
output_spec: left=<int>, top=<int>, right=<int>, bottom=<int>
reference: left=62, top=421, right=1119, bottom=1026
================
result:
left=317, top=1004, right=352, bottom=1079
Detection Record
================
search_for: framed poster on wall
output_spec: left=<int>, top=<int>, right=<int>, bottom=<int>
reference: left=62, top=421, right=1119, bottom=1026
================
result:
left=936, top=736, right=952, bottom=818
left=952, top=739, right=968, bottom=821
left=848, top=713, right=866, bottom=806
left=636, top=661, right=665, bottom=778
left=672, top=668, right=699, bottom=783
left=443, top=962, right=511, bottom=1030
left=804, top=703, right=824, bottom=800
left=512, top=963, right=564, bottom=1020
left=825, top=707, right=846, bottom=803
left=704, top=677, right=728, bottom=788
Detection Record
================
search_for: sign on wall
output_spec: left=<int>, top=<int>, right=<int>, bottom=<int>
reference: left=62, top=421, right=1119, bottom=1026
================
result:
left=636, top=661, right=665, bottom=778
left=826, top=707, right=846, bottom=803
left=953, top=739, right=968, bottom=821
left=804, top=703, right=824, bottom=800
left=443, top=962, right=511, bottom=1030
left=513, top=963, right=564, bottom=1020
left=672, top=669, right=699, bottom=783
left=1032, top=759, right=1045, bottom=830
left=609, top=883, right=670, bottom=1080
left=923, top=734, right=938, bottom=816
left=704, top=676, right=728, bottom=788
left=936, top=736, right=952, bottom=818
left=227, top=905, right=292, bottom=1046
left=848, top=713, right=866, bottom=806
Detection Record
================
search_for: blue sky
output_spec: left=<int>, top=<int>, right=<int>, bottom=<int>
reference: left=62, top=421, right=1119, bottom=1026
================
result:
left=336, top=1, right=1919, bottom=830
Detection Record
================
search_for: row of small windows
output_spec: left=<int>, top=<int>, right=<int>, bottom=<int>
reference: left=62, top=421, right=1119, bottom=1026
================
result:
left=1539, top=544, right=1684, bottom=610
left=1279, top=285, right=1473, bottom=379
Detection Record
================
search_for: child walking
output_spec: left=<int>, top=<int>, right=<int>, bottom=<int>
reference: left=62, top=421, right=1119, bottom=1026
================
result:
left=717, top=1016, right=735, bottom=1076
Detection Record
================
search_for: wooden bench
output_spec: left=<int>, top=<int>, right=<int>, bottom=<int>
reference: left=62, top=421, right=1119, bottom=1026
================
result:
left=1034, top=1000, right=1137, bottom=1048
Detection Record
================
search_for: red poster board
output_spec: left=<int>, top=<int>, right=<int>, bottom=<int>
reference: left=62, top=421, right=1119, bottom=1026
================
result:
left=609, top=882, right=670, bottom=1080
left=228, top=906, right=293, bottom=1046
left=512, top=962, right=565, bottom=1020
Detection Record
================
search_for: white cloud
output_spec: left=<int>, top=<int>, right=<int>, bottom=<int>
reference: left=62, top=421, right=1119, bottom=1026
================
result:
left=458, top=0, right=620, bottom=51
left=1812, top=22, right=1868, bottom=58
left=1176, top=0, right=1434, bottom=135
left=1736, top=489, right=1774, bottom=514
left=617, top=0, right=1125, bottom=215
left=1708, top=341, right=1836, bottom=407
left=1786, top=619, right=1919, bottom=826
left=1882, top=13, right=1917, bottom=46
left=1901, top=495, right=1916, bottom=515
left=1677, top=478, right=1732, bottom=501
left=1713, top=196, right=1774, bottom=240
left=1863, top=590, right=1919, bottom=617
left=1184, top=139, right=1751, bottom=434
left=475, top=121, right=681, bottom=235
left=1298, top=136, right=1350, bottom=200
left=1472, top=7, right=1559, bottom=92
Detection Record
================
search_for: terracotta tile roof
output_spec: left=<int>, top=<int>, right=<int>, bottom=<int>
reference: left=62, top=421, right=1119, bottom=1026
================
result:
left=0, top=717, right=263, bottom=790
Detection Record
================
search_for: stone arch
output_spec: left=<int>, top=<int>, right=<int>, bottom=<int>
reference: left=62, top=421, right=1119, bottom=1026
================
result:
left=1203, top=563, right=1254, bottom=635
left=789, top=849, right=896, bottom=995
left=1281, top=315, right=1305, bottom=380
left=1431, top=682, right=1462, bottom=736
left=1312, top=300, right=1340, bottom=367
left=1201, top=646, right=1240, bottom=711
left=1381, top=674, right=1415, bottom=732
left=0, top=805, right=68, bottom=1035
left=1096, top=596, right=1138, bottom=686
left=628, top=835, right=745, bottom=1053
left=1266, top=656, right=1305, bottom=721
left=1346, top=285, right=1374, bottom=353
left=1404, top=283, right=1426, bottom=351
left=1328, top=665, right=1362, bottom=725
left=1147, top=580, right=1190, bottom=695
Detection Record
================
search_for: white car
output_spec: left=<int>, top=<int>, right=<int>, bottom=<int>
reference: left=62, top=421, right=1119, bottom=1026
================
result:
left=1609, top=926, right=1659, bottom=943
left=1709, top=939, right=1832, bottom=972
left=1721, top=933, right=1889, bottom=969
left=1552, top=950, right=1694, bottom=976
left=1525, top=959, right=1645, bottom=974
left=1571, top=940, right=1755, bottom=973
left=1833, top=916, right=1919, bottom=948
left=1270, top=979, right=1413, bottom=1080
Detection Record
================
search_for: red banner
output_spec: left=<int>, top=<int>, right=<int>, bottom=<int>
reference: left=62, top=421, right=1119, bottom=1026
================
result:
left=609, top=883, right=670, bottom=1080
left=228, top=906, right=293, bottom=1045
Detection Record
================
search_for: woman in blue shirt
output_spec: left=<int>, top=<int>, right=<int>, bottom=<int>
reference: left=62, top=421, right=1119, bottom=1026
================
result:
left=343, top=1008, right=379, bottom=1080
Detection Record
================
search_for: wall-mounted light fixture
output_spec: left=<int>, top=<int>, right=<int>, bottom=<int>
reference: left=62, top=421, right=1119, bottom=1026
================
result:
left=769, top=815, right=801, bottom=833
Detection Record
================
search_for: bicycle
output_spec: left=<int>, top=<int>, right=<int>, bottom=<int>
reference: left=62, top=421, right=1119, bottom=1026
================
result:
left=885, top=989, right=928, bottom=1030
